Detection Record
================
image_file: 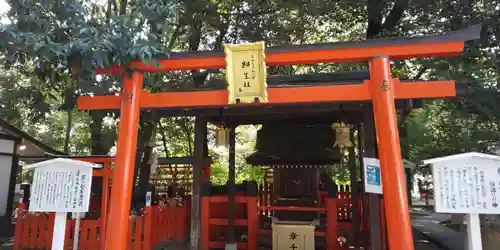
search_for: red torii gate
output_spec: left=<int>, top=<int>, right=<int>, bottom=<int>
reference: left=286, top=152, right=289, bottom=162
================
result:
left=77, top=25, right=481, bottom=250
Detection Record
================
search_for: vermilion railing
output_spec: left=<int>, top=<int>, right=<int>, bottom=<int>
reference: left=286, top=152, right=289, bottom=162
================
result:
left=13, top=202, right=190, bottom=250
left=200, top=196, right=259, bottom=250
left=259, top=183, right=361, bottom=221
left=201, top=194, right=353, bottom=250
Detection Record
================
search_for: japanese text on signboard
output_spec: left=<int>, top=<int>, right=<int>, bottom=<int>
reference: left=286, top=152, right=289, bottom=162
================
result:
left=224, top=41, right=267, bottom=103
left=30, top=167, right=92, bottom=213
left=289, top=232, right=298, bottom=250
left=433, top=160, right=500, bottom=214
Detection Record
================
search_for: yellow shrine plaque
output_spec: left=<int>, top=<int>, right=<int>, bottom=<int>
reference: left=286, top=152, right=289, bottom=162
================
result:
left=272, top=223, right=315, bottom=250
left=224, top=41, right=267, bottom=104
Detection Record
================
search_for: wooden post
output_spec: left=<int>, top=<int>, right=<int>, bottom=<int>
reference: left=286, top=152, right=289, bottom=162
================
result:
left=191, top=117, right=207, bottom=250
left=104, top=72, right=143, bottom=250
left=100, top=162, right=111, bottom=250
left=247, top=197, right=258, bottom=250
left=380, top=198, right=388, bottom=250
left=326, top=198, right=338, bottom=250
left=226, top=127, right=237, bottom=248
left=13, top=202, right=24, bottom=250
left=200, top=196, right=210, bottom=250
left=203, top=131, right=210, bottom=181
left=349, top=128, right=361, bottom=247
left=143, top=206, right=153, bottom=250
left=359, top=112, right=383, bottom=250
left=357, top=123, right=369, bottom=247
left=203, top=164, right=211, bottom=181
left=405, top=168, right=413, bottom=206
left=369, top=56, right=414, bottom=250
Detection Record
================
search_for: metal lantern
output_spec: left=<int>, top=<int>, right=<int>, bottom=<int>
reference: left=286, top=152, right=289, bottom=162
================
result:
left=215, top=126, right=231, bottom=148
left=332, top=122, right=352, bottom=153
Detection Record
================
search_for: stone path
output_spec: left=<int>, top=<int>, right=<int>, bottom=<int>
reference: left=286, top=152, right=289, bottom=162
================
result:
left=0, top=209, right=450, bottom=250
left=411, top=208, right=462, bottom=250
left=0, top=233, right=446, bottom=250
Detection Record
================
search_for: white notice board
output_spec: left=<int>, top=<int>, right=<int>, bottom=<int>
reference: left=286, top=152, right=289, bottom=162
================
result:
left=432, top=157, right=500, bottom=214
left=364, top=158, right=383, bottom=194
left=29, top=164, right=93, bottom=213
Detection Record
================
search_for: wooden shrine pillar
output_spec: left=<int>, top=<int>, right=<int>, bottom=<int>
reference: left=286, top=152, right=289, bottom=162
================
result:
left=369, top=56, right=414, bottom=250
left=359, top=110, right=385, bottom=250
left=203, top=165, right=211, bottom=181
left=226, top=126, right=237, bottom=249
left=105, top=72, right=143, bottom=250
left=203, top=129, right=210, bottom=181
left=191, top=117, right=207, bottom=250
left=349, top=128, right=361, bottom=247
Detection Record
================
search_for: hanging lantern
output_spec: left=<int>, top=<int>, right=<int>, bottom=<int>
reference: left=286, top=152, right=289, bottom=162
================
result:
left=215, top=126, right=231, bottom=148
left=332, top=122, right=352, bottom=153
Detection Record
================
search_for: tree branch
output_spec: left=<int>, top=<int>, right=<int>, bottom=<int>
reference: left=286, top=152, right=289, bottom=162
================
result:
left=175, top=118, right=193, bottom=156
left=106, top=0, right=113, bottom=21
left=381, top=0, right=411, bottom=33
left=119, top=0, right=127, bottom=16
left=167, top=24, right=182, bottom=51
left=366, top=0, right=384, bottom=38
left=157, top=120, right=170, bottom=157
left=413, top=67, right=429, bottom=80
left=214, top=14, right=230, bottom=50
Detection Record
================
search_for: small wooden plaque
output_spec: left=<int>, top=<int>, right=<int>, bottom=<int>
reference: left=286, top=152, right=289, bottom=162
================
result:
left=224, top=41, right=267, bottom=104
left=272, top=223, right=315, bottom=250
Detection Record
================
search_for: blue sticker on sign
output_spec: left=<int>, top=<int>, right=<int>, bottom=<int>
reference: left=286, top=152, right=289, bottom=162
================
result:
left=366, top=165, right=381, bottom=186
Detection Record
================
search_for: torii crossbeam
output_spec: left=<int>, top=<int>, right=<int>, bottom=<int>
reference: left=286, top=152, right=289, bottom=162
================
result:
left=78, top=25, right=481, bottom=250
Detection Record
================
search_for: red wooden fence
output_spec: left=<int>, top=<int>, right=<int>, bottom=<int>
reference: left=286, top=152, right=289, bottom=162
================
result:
left=202, top=195, right=351, bottom=250
left=201, top=196, right=259, bottom=250
left=13, top=203, right=189, bottom=250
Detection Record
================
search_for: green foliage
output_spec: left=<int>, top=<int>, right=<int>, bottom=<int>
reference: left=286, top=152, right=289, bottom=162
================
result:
left=211, top=125, right=263, bottom=184
left=2, top=0, right=500, bottom=190
left=1, top=0, right=168, bottom=73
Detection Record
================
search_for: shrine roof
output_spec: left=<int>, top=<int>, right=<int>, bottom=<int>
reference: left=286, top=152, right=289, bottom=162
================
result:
left=245, top=121, right=342, bottom=166
left=246, top=152, right=339, bottom=167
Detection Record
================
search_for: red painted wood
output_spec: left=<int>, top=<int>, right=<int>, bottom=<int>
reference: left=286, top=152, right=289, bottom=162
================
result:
left=247, top=197, right=259, bottom=250
left=326, top=198, right=339, bottom=250
left=201, top=197, right=210, bottom=250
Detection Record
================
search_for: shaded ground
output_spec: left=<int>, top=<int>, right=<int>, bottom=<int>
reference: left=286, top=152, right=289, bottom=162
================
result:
left=0, top=209, right=448, bottom=250
left=411, top=207, right=462, bottom=250
left=413, top=228, right=446, bottom=250
left=0, top=233, right=446, bottom=250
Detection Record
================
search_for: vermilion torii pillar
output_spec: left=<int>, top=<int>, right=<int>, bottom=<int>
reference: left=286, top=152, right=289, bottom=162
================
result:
left=76, top=25, right=480, bottom=250
left=104, top=72, right=143, bottom=250
left=369, top=56, right=414, bottom=249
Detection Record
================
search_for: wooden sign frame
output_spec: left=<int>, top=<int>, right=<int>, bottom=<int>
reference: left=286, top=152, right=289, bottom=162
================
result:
left=224, top=41, right=267, bottom=104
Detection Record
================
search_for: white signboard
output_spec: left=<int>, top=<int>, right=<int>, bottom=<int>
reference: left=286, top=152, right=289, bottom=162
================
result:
left=146, top=191, right=152, bottom=207
left=30, top=166, right=92, bottom=213
left=364, top=158, right=383, bottom=194
left=431, top=158, right=500, bottom=214
left=24, top=158, right=98, bottom=250
left=424, top=152, right=500, bottom=250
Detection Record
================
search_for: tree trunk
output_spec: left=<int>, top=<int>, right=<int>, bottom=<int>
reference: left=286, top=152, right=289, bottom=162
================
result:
left=90, top=111, right=107, bottom=155
left=90, top=111, right=106, bottom=195
left=137, top=119, right=157, bottom=197
left=158, top=120, right=170, bottom=157
left=63, top=109, right=73, bottom=154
